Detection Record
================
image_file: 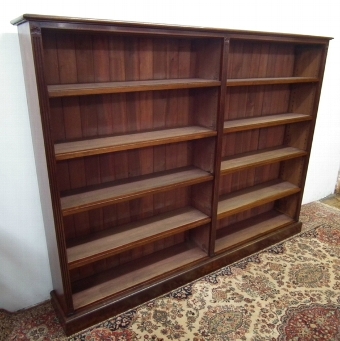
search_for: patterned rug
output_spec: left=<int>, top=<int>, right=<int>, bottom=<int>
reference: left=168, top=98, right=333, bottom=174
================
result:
left=1, top=201, right=340, bottom=341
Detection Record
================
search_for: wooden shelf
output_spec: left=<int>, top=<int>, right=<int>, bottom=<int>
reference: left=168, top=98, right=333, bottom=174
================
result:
left=215, top=210, right=294, bottom=253
left=61, top=167, right=213, bottom=216
left=221, top=146, right=307, bottom=174
left=48, top=78, right=221, bottom=98
left=67, top=207, right=210, bottom=269
left=72, top=242, right=207, bottom=309
left=224, top=113, right=312, bottom=133
left=217, top=180, right=300, bottom=220
left=55, top=126, right=216, bottom=161
left=227, top=76, right=319, bottom=87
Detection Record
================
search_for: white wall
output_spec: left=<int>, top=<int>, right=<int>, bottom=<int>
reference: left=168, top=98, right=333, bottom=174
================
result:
left=1, top=0, right=339, bottom=311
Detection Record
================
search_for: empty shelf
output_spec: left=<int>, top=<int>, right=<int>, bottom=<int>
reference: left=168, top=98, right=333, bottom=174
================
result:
left=67, top=207, right=210, bottom=269
left=215, top=210, right=294, bottom=253
left=227, top=76, right=319, bottom=87
left=221, top=146, right=307, bottom=174
left=72, top=242, right=207, bottom=309
left=48, top=78, right=221, bottom=97
left=217, top=180, right=300, bottom=219
left=55, top=126, right=216, bottom=160
left=61, top=167, right=213, bottom=216
left=224, top=113, right=312, bottom=133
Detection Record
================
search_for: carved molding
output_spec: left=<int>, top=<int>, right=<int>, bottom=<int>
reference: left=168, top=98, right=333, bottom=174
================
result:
left=30, top=25, right=41, bottom=36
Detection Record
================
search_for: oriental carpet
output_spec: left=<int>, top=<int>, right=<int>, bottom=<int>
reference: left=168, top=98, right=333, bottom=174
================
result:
left=1, top=200, right=340, bottom=341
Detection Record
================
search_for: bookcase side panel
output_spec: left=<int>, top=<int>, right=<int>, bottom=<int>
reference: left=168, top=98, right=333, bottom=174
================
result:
left=17, top=22, right=73, bottom=313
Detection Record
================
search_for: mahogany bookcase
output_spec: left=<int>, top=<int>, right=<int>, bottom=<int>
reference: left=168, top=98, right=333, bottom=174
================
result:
left=12, top=14, right=331, bottom=335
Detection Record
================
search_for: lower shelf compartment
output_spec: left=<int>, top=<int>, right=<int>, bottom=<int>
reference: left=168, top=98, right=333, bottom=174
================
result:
left=215, top=210, right=294, bottom=253
left=67, top=207, right=210, bottom=270
left=217, top=180, right=300, bottom=219
left=72, top=242, right=208, bottom=309
left=53, top=219, right=302, bottom=336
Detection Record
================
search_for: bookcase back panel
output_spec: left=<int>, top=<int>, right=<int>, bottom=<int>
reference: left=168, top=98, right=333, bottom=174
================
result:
left=225, top=85, right=290, bottom=120
left=228, top=41, right=295, bottom=79
left=64, top=187, right=191, bottom=241
left=49, top=88, right=218, bottom=143
left=42, top=30, right=222, bottom=84
left=222, top=126, right=286, bottom=158
left=293, top=46, right=323, bottom=77
left=219, top=163, right=281, bottom=196
left=49, top=91, right=190, bottom=142
left=69, top=232, right=187, bottom=284
left=56, top=142, right=194, bottom=193
left=217, top=202, right=275, bottom=230
left=289, top=84, right=317, bottom=116
left=228, top=41, right=323, bottom=79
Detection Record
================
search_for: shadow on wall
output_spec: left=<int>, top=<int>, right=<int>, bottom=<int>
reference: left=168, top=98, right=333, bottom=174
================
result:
left=0, top=33, right=52, bottom=311
left=336, top=169, right=340, bottom=194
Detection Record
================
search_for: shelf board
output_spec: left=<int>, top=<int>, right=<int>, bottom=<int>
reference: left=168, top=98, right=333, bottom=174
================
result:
left=48, top=78, right=221, bottom=98
left=227, top=76, right=319, bottom=87
left=215, top=210, right=294, bottom=253
left=224, top=113, right=312, bottom=133
left=55, top=126, right=216, bottom=161
left=67, top=207, right=210, bottom=270
left=61, top=167, right=213, bottom=216
left=72, top=242, right=207, bottom=309
left=217, top=180, right=300, bottom=220
left=221, top=146, right=307, bottom=174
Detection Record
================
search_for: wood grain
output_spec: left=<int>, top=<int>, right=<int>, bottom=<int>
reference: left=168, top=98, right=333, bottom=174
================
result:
left=72, top=242, right=207, bottom=309
left=217, top=180, right=300, bottom=219
left=215, top=210, right=293, bottom=252
left=227, top=76, right=318, bottom=87
left=61, top=167, right=213, bottom=215
left=55, top=127, right=216, bottom=160
left=221, top=146, right=307, bottom=174
left=48, top=79, right=221, bottom=97
left=67, top=207, right=210, bottom=269
left=224, top=113, right=312, bottom=133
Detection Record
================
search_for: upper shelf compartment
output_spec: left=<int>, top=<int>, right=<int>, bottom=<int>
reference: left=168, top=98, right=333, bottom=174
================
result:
left=227, top=40, right=324, bottom=80
left=42, top=30, right=223, bottom=94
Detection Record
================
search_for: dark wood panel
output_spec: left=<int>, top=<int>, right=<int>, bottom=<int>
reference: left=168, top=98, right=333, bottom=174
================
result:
left=218, top=179, right=300, bottom=219
left=221, top=146, right=307, bottom=174
left=216, top=210, right=293, bottom=253
left=56, top=141, right=193, bottom=192
left=224, top=113, right=312, bottom=133
left=61, top=167, right=213, bottom=216
left=227, top=76, right=318, bottom=86
left=55, top=126, right=215, bottom=161
left=50, top=89, right=217, bottom=144
left=48, top=78, right=221, bottom=97
left=43, top=32, right=222, bottom=88
left=228, top=41, right=295, bottom=79
left=72, top=241, right=207, bottom=309
left=67, top=207, right=210, bottom=269
left=225, top=85, right=290, bottom=121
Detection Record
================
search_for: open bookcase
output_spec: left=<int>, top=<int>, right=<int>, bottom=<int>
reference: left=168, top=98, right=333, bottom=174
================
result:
left=12, top=14, right=331, bottom=335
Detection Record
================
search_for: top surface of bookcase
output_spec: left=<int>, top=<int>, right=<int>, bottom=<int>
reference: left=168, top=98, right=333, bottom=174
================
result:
left=11, top=14, right=333, bottom=43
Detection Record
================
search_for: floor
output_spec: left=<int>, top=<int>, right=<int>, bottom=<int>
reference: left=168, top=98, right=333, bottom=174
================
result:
left=320, top=193, right=340, bottom=209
